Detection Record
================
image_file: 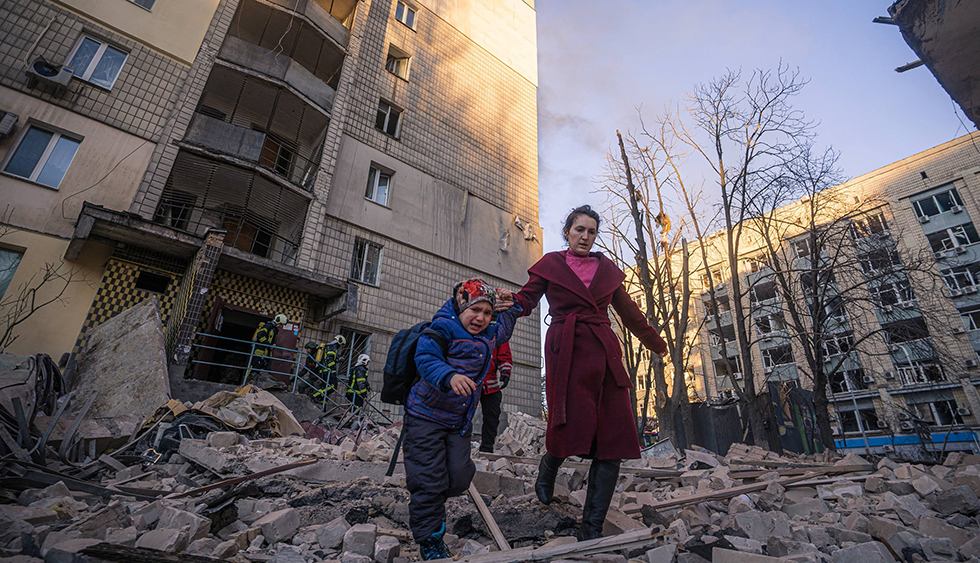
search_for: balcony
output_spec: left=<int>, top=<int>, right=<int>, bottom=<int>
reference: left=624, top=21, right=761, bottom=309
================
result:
left=222, top=0, right=348, bottom=113
left=185, top=65, right=329, bottom=191
left=153, top=151, right=311, bottom=266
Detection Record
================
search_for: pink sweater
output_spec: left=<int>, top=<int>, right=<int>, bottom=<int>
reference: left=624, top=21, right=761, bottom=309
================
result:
left=565, top=251, right=599, bottom=288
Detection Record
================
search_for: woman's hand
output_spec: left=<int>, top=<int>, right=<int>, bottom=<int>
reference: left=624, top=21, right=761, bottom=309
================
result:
left=495, top=288, right=514, bottom=312
left=449, top=373, right=478, bottom=395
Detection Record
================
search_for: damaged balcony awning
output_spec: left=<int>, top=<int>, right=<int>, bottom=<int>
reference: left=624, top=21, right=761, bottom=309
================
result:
left=66, top=202, right=352, bottom=301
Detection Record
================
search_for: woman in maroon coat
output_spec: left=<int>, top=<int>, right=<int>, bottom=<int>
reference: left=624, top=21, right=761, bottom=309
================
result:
left=499, top=205, right=668, bottom=540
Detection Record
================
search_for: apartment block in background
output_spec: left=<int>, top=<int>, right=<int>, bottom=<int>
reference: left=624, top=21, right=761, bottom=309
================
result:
left=0, top=0, right=542, bottom=420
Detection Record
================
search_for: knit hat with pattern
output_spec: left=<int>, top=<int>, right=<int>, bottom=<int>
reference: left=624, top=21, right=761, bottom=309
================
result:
left=453, top=278, right=497, bottom=314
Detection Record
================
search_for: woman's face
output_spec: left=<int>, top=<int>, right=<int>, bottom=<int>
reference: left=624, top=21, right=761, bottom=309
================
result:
left=565, top=215, right=598, bottom=257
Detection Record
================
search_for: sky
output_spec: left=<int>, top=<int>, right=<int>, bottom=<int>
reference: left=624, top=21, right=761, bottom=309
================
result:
left=534, top=0, right=974, bottom=255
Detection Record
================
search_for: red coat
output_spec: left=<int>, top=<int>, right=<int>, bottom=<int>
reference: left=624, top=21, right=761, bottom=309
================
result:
left=515, top=251, right=667, bottom=460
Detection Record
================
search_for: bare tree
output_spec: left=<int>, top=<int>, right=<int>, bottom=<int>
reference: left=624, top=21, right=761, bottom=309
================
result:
left=594, top=127, right=703, bottom=448
left=0, top=209, right=85, bottom=351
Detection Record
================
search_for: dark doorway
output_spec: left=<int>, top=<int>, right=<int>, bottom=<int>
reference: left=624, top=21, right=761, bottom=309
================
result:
left=209, top=308, right=270, bottom=384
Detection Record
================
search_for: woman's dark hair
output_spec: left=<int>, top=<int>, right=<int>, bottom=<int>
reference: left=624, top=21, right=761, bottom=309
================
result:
left=562, top=205, right=601, bottom=241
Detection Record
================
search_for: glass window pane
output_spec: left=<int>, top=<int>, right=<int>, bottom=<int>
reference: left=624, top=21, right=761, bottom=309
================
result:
left=35, top=135, right=80, bottom=188
left=376, top=173, right=389, bottom=205
left=917, top=197, right=939, bottom=217
left=0, top=248, right=23, bottom=297
left=89, top=46, right=126, bottom=88
left=395, top=2, right=404, bottom=21
left=68, top=38, right=100, bottom=75
left=4, top=127, right=52, bottom=178
left=935, top=191, right=954, bottom=212
left=405, top=8, right=415, bottom=28
left=364, top=243, right=381, bottom=284
left=365, top=168, right=377, bottom=198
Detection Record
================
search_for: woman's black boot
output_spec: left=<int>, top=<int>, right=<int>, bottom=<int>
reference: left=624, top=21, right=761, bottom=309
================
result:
left=534, top=452, right=565, bottom=505
left=577, top=459, right=621, bottom=541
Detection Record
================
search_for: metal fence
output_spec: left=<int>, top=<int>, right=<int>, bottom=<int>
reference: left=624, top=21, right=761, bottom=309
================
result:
left=188, top=332, right=393, bottom=426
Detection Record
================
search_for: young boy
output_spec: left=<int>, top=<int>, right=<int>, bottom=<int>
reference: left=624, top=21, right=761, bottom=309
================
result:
left=404, top=278, right=522, bottom=560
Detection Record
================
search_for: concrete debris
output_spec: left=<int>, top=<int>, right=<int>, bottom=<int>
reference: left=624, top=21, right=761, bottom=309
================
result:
left=5, top=329, right=980, bottom=563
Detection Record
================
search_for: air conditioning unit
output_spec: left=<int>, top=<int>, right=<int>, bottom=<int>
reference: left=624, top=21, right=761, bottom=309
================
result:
left=899, top=300, right=916, bottom=309
left=964, top=286, right=978, bottom=294
left=705, top=314, right=714, bottom=322
left=966, top=359, right=979, bottom=368
left=888, top=345, right=900, bottom=353
left=732, top=372, right=743, bottom=380
left=899, top=411, right=911, bottom=420
left=956, top=246, right=968, bottom=255
left=957, top=407, right=972, bottom=416
left=952, top=205, right=965, bottom=214
left=883, top=371, right=895, bottom=379
left=953, top=326, right=967, bottom=334
left=918, top=215, right=930, bottom=224
left=900, top=421, right=914, bottom=431
left=764, top=366, right=773, bottom=374
left=0, top=111, right=17, bottom=140
left=831, top=426, right=841, bottom=436
left=877, top=420, right=890, bottom=429
left=862, top=375, right=875, bottom=384
left=883, top=444, right=896, bottom=453
left=25, top=57, right=73, bottom=96
left=882, top=305, right=893, bottom=313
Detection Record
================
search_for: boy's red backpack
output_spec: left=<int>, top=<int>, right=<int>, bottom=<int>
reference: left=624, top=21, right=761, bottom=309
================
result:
left=381, top=322, right=449, bottom=405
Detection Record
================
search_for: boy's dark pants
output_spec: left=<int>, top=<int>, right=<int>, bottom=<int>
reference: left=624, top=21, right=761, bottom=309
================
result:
left=478, top=391, right=502, bottom=452
left=403, top=414, right=475, bottom=541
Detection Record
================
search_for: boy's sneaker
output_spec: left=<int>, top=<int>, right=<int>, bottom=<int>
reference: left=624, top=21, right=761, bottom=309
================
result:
left=418, top=524, right=452, bottom=561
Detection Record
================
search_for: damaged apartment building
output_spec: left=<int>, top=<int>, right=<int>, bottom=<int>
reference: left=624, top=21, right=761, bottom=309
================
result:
left=675, top=133, right=980, bottom=459
left=0, top=0, right=542, bottom=418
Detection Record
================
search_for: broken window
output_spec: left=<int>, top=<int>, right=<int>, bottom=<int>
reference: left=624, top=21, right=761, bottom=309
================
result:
left=821, top=332, right=854, bottom=358
left=941, top=263, right=980, bottom=291
left=750, top=281, right=777, bottom=305
left=713, top=356, right=742, bottom=377
left=762, top=345, right=793, bottom=369
left=883, top=318, right=930, bottom=344
left=350, top=238, right=382, bottom=285
left=927, top=223, right=980, bottom=254
left=135, top=271, right=171, bottom=294
left=895, top=360, right=945, bottom=386
left=839, top=407, right=879, bottom=434
left=829, top=367, right=867, bottom=393
left=960, top=306, right=980, bottom=331
left=66, top=35, right=128, bottom=90
left=334, top=328, right=371, bottom=387
left=910, top=400, right=963, bottom=426
left=376, top=100, right=402, bottom=137
left=858, top=248, right=901, bottom=273
left=755, top=313, right=785, bottom=334
left=385, top=44, right=411, bottom=80
left=912, top=186, right=964, bottom=219
left=850, top=212, right=889, bottom=239
left=745, top=254, right=771, bottom=273
left=791, top=238, right=812, bottom=258
left=870, top=279, right=914, bottom=307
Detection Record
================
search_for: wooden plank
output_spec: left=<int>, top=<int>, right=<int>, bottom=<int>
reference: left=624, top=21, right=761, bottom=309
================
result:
left=82, top=542, right=224, bottom=562
left=729, top=464, right=873, bottom=480
left=450, top=527, right=665, bottom=563
left=467, top=482, right=510, bottom=551
left=623, top=465, right=872, bottom=514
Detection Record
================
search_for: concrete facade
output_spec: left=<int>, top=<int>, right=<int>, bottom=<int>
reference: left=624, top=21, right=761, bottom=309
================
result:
left=675, top=132, right=980, bottom=456
left=0, top=0, right=541, bottom=419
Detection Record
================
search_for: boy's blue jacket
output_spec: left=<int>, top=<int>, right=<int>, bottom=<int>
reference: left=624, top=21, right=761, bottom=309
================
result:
left=407, top=299, right=522, bottom=434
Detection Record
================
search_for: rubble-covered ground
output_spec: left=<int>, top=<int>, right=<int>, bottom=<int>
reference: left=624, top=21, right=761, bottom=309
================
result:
left=3, top=403, right=980, bottom=563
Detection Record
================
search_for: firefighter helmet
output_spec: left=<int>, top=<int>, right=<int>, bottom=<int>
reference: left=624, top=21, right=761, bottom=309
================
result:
left=273, top=314, right=288, bottom=325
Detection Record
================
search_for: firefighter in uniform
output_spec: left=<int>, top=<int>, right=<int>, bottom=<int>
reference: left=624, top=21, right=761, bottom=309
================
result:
left=311, top=335, right=346, bottom=400
left=346, top=353, right=371, bottom=413
left=248, top=314, right=287, bottom=378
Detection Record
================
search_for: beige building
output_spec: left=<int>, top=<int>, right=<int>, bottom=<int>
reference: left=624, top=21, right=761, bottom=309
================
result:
left=672, top=132, right=980, bottom=456
left=0, top=0, right=542, bottom=419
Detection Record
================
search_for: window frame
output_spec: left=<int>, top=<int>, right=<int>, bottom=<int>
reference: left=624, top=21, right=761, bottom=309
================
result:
left=129, top=0, right=156, bottom=10
left=394, top=1, right=417, bottom=29
left=65, top=35, right=129, bottom=90
left=0, top=247, right=24, bottom=298
left=1, top=122, right=83, bottom=189
left=349, top=237, right=383, bottom=286
left=384, top=44, right=412, bottom=80
left=364, top=165, right=392, bottom=206
left=912, top=187, right=964, bottom=219
left=375, top=100, right=402, bottom=138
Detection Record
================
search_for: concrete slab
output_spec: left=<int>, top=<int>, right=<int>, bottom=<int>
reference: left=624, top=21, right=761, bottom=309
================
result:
left=73, top=298, right=170, bottom=422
